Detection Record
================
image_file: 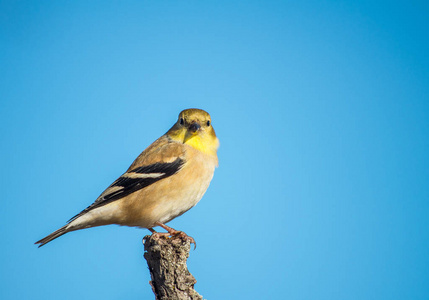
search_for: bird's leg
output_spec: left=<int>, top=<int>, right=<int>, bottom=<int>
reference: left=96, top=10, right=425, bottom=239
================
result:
left=148, top=225, right=174, bottom=241
left=154, top=222, right=196, bottom=249
left=155, top=222, right=179, bottom=234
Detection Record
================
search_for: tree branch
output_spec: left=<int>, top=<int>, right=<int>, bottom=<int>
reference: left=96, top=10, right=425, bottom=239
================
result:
left=143, top=234, right=203, bottom=300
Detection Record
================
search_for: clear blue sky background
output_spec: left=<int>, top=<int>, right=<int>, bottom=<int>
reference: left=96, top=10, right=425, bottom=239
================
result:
left=1, top=1, right=428, bottom=299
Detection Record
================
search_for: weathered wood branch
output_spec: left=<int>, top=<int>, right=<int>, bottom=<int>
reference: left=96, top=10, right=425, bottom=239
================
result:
left=143, top=234, right=203, bottom=300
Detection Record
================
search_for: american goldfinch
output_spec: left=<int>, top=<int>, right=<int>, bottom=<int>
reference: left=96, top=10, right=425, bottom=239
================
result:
left=36, top=108, right=219, bottom=247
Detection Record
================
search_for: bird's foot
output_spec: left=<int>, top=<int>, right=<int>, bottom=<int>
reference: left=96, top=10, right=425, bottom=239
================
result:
left=151, top=231, right=172, bottom=240
left=171, top=230, right=197, bottom=250
left=154, top=222, right=197, bottom=249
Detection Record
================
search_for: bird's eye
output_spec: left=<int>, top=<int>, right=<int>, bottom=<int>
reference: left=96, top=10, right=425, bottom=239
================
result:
left=180, top=118, right=184, bottom=125
left=206, top=120, right=210, bottom=126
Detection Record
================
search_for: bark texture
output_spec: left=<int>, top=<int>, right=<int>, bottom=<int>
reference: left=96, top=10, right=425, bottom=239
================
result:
left=143, top=234, right=203, bottom=300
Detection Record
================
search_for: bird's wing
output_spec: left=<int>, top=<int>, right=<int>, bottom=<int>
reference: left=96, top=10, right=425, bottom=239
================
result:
left=68, top=138, right=185, bottom=223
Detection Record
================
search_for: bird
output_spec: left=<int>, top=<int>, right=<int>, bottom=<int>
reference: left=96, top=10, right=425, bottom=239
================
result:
left=35, top=108, right=219, bottom=248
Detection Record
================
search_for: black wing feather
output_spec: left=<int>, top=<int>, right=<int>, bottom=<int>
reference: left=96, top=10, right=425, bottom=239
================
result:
left=68, top=158, right=184, bottom=223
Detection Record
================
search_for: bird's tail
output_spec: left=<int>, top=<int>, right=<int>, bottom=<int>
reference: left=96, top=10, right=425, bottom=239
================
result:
left=35, top=225, right=69, bottom=248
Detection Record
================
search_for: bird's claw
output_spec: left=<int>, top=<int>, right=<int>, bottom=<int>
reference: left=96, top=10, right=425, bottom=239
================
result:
left=150, top=230, right=196, bottom=250
left=171, top=231, right=197, bottom=250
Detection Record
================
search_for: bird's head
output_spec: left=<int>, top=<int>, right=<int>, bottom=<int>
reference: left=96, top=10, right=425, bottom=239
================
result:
left=167, top=109, right=219, bottom=157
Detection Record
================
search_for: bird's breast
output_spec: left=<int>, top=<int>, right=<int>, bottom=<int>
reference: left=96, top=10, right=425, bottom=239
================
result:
left=118, top=147, right=217, bottom=228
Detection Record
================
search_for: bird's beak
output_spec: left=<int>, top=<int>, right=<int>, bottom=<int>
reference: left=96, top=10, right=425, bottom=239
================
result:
left=184, top=122, right=201, bottom=143
left=188, top=122, right=201, bottom=134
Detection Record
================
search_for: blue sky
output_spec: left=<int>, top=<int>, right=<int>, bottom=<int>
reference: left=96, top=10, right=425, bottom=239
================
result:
left=1, top=1, right=428, bottom=299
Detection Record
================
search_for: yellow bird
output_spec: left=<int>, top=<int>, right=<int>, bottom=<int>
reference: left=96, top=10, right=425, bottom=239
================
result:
left=36, top=108, right=219, bottom=247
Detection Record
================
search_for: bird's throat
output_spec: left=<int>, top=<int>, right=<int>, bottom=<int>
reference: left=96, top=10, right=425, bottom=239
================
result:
left=184, top=134, right=218, bottom=157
